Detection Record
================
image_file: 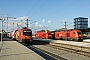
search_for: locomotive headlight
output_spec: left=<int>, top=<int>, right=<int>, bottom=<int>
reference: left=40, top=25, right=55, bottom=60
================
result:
left=26, top=36, right=28, bottom=39
left=26, top=36, right=27, bottom=38
left=76, top=34, right=78, bottom=37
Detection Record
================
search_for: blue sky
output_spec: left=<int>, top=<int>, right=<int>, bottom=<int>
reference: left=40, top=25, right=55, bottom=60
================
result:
left=0, top=0, right=90, bottom=33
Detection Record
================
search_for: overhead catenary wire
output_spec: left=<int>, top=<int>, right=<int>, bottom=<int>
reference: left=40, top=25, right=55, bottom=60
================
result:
left=43, top=0, right=80, bottom=18
left=30, top=0, right=48, bottom=17
left=54, top=3, right=90, bottom=29
left=26, top=0, right=79, bottom=18
left=26, top=0, right=40, bottom=16
left=25, top=0, right=89, bottom=30
left=42, top=0, right=90, bottom=29
left=51, top=2, right=90, bottom=20
left=43, top=0, right=90, bottom=20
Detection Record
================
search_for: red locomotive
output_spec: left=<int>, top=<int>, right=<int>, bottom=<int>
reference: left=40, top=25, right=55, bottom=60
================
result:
left=55, top=29, right=83, bottom=42
left=14, top=27, right=32, bottom=43
left=35, top=31, right=52, bottom=39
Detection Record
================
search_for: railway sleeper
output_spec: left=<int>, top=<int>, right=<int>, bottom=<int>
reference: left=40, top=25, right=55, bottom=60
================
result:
left=31, top=45, right=67, bottom=60
left=46, top=44, right=90, bottom=58
left=50, top=42, right=90, bottom=52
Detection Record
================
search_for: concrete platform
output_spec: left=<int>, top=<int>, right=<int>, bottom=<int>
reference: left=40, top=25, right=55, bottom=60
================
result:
left=35, top=39, right=90, bottom=48
left=83, top=39, right=90, bottom=43
left=50, top=40, right=90, bottom=47
left=0, top=41, right=44, bottom=60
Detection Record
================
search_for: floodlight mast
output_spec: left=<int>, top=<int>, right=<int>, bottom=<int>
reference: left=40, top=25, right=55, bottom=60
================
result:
left=6, top=14, right=16, bottom=33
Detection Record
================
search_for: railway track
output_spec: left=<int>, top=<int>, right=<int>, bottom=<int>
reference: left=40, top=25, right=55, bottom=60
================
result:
left=22, top=40, right=66, bottom=60
left=21, top=39, right=90, bottom=60
left=47, top=42, right=90, bottom=58
left=29, top=45, right=67, bottom=60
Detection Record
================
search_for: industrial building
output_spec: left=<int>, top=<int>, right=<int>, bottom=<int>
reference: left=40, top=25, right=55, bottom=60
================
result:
left=74, top=17, right=88, bottom=29
left=74, top=17, right=90, bottom=39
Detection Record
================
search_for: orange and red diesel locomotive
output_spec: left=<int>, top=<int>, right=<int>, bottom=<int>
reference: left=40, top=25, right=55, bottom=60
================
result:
left=11, top=27, right=83, bottom=43
left=35, top=31, right=52, bottom=39
left=54, top=29, right=83, bottom=42
left=35, top=29, right=83, bottom=42
left=12, top=27, right=32, bottom=43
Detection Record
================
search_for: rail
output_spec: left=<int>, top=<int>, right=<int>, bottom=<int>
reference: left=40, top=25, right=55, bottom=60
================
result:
left=48, top=42, right=90, bottom=58
left=31, top=45, right=67, bottom=60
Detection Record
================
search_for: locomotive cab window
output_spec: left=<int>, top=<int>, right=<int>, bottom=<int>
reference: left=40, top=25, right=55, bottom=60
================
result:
left=23, top=31, right=31, bottom=36
left=77, top=32, right=82, bottom=34
left=74, top=32, right=82, bottom=34
left=74, top=32, right=76, bottom=34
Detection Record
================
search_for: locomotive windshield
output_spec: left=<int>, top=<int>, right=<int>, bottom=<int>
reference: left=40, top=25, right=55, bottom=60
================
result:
left=74, top=32, right=82, bottom=34
left=77, top=32, right=82, bottom=34
left=23, top=30, right=31, bottom=36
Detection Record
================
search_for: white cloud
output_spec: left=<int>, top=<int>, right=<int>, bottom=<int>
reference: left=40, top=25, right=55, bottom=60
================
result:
left=35, top=22, right=39, bottom=26
left=48, top=20, right=51, bottom=23
left=39, top=24, right=41, bottom=27
left=28, top=24, right=32, bottom=27
left=35, top=22, right=38, bottom=25
left=18, top=23, right=22, bottom=25
left=35, top=22, right=42, bottom=27
left=42, top=19, right=45, bottom=22
left=13, top=16, right=28, bottom=20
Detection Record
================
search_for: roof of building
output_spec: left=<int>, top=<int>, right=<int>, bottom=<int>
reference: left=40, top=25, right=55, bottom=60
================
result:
left=74, top=17, right=88, bottom=19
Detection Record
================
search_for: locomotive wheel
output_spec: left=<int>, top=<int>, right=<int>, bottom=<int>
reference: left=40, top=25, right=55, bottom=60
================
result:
left=78, top=39, right=83, bottom=42
left=25, top=41, right=31, bottom=45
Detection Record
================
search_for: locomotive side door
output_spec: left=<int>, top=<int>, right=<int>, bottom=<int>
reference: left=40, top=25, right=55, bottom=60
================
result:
left=67, top=32, right=70, bottom=40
